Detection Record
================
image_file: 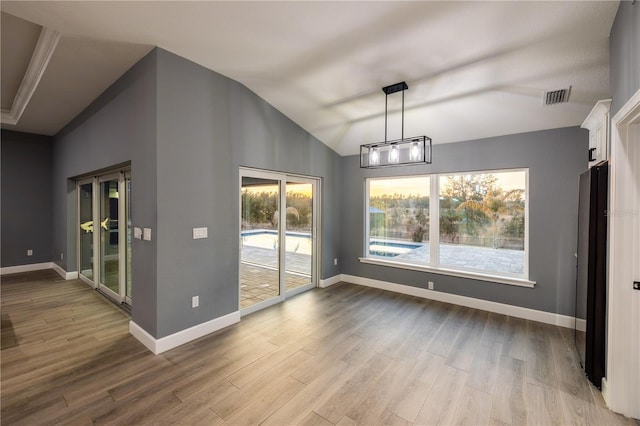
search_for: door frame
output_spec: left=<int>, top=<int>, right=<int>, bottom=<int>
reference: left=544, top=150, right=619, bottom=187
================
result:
left=603, top=89, right=640, bottom=418
left=283, top=174, right=318, bottom=298
left=76, top=168, right=130, bottom=305
left=97, top=173, right=126, bottom=303
left=238, top=167, right=321, bottom=316
left=77, top=176, right=98, bottom=289
left=124, top=171, right=132, bottom=305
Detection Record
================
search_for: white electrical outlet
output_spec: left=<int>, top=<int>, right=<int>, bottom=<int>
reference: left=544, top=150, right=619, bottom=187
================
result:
left=428, top=281, right=434, bottom=290
left=192, top=296, right=199, bottom=308
left=60, top=252, right=64, bottom=260
left=27, top=249, right=33, bottom=256
left=143, top=228, right=152, bottom=241
left=334, top=258, right=338, bottom=266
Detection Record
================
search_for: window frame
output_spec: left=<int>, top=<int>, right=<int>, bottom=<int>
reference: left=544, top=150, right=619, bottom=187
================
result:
left=361, top=168, right=535, bottom=288
left=364, top=174, right=432, bottom=266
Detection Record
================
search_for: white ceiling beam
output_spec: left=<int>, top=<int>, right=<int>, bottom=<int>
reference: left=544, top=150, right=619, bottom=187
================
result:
left=1, top=26, right=60, bottom=126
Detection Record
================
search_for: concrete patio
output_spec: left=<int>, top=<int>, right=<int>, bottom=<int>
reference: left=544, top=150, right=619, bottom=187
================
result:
left=394, top=243, right=524, bottom=275
left=240, top=246, right=311, bottom=309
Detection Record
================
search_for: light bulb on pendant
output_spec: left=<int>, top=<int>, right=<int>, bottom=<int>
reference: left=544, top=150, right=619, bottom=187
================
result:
left=389, top=144, right=399, bottom=163
left=370, top=147, right=379, bottom=165
left=410, top=141, right=420, bottom=161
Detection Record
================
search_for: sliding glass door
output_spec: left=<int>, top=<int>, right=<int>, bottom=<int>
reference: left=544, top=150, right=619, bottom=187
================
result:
left=77, top=169, right=131, bottom=305
left=285, top=179, right=314, bottom=292
left=240, top=174, right=281, bottom=310
left=239, top=169, right=318, bottom=315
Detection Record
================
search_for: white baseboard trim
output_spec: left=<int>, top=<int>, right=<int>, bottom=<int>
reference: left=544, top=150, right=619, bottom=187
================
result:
left=342, top=274, right=579, bottom=330
left=1, top=262, right=53, bottom=275
left=51, top=263, right=78, bottom=280
left=0, top=261, right=78, bottom=280
left=319, top=274, right=343, bottom=288
left=129, top=311, right=241, bottom=355
left=601, top=377, right=610, bottom=407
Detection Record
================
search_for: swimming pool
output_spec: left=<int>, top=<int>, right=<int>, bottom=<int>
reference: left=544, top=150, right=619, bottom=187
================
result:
left=241, top=230, right=312, bottom=255
left=242, top=231, right=422, bottom=258
left=369, top=238, right=423, bottom=257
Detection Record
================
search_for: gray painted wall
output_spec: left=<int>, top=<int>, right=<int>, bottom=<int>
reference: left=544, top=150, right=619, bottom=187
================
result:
left=339, top=127, right=588, bottom=316
left=154, top=49, right=342, bottom=337
left=1, top=130, right=53, bottom=267
left=610, top=1, right=640, bottom=116
left=52, top=50, right=159, bottom=335
left=154, top=50, right=237, bottom=337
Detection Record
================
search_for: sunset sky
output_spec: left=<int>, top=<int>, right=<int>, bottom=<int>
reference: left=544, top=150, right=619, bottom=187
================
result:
left=369, top=171, right=526, bottom=197
left=243, top=182, right=312, bottom=197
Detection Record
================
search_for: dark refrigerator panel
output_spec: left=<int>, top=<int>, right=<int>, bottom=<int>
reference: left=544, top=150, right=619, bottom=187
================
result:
left=575, top=161, right=608, bottom=389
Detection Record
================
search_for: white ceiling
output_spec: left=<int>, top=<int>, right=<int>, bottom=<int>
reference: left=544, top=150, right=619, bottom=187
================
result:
left=0, top=1, right=619, bottom=156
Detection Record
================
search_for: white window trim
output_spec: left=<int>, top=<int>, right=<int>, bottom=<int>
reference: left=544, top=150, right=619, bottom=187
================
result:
left=363, top=168, right=533, bottom=287
left=358, top=257, right=535, bottom=288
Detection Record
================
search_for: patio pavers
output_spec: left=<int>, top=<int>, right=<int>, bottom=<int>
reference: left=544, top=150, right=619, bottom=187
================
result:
left=395, top=243, right=524, bottom=275
left=240, top=246, right=311, bottom=309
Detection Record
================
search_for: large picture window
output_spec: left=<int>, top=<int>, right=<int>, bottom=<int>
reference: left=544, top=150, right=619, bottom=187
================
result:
left=369, top=177, right=430, bottom=264
left=364, top=169, right=530, bottom=284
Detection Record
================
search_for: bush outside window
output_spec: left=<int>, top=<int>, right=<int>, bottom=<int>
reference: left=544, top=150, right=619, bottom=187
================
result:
left=365, top=169, right=528, bottom=279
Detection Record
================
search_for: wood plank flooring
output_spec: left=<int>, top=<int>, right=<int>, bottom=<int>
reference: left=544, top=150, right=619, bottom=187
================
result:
left=2, top=270, right=638, bottom=425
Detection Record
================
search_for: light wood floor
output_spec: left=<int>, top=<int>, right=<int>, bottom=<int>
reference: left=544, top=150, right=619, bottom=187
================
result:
left=1, top=270, right=638, bottom=426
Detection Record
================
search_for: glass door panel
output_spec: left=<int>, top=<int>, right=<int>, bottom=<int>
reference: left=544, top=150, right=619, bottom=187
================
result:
left=285, top=181, right=313, bottom=292
left=78, top=182, right=94, bottom=283
left=100, top=178, right=120, bottom=297
left=240, top=176, right=281, bottom=310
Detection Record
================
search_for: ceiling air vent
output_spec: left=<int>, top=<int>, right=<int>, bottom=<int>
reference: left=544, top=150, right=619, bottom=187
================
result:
left=543, top=86, right=571, bottom=106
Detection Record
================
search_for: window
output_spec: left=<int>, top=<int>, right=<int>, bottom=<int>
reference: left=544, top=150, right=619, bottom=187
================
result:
left=368, top=176, right=430, bottom=263
left=364, top=169, right=530, bottom=285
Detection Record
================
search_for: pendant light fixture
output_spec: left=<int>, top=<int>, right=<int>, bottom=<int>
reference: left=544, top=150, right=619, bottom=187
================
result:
left=360, top=81, right=432, bottom=168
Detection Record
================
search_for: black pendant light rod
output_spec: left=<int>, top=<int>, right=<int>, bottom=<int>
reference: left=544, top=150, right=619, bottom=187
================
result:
left=382, top=81, right=408, bottom=143
left=385, top=94, right=388, bottom=142
left=402, top=89, right=405, bottom=141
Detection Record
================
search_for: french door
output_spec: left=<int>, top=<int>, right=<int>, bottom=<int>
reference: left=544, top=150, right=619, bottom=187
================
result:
left=239, top=168, right=319, bottom=315
left=77, top=170, right=132, bottom=305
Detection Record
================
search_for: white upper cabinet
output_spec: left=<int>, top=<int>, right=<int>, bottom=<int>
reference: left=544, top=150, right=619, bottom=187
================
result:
left=581, top=99, right=612, bottom=166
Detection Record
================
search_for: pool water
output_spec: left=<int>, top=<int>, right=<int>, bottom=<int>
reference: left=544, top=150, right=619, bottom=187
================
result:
left=369, top=239, right=423, bottom=257
left=241, top=230, right=312, bottom=255
left=242, top=231, right=423, bottom=258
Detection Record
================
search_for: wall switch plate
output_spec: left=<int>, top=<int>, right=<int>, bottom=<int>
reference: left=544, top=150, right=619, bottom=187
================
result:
left=60, top=252, right=64, bottom=260
left=633, top=281, right=640, bottom=291
left=428, top=281, right=434, bottom=290
left=334, top=258, right=338, bottom=266
left=134, top=227, right=142, bottom=239
left=143, top=228, right=152, bottom=241
left=27, top=249, right=33, bottom=256
left=192, top=296, right=199, bottom=308
left=193, top=227, right=208, bottom=239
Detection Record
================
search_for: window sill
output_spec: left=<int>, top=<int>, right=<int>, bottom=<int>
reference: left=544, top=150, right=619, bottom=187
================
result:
left=358, top=257, right=536, bottom=288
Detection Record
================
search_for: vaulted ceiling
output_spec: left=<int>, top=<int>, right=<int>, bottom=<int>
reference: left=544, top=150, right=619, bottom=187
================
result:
left=0, top=1, right=619, bottom=155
